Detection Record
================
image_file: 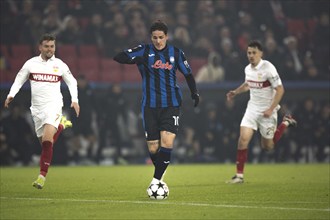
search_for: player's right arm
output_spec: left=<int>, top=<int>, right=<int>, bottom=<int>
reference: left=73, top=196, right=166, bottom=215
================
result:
left=113, top=45, right=145, bottom=65
left=226, top=82, right=249, bottom=101
left=4, top=62, right=30, bottom=108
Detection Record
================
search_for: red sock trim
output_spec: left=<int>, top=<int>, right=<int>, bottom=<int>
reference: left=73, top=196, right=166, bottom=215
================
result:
left=53, top=124, right=64, bottom=143
left=40, top=141, right=53, bottom=177
left=273, top=122, right=287, bottom=144
left=236, top=149, right=248, bottom=174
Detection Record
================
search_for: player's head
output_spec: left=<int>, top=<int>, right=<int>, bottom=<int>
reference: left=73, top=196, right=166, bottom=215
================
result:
left=150, top=20, right=168, bottom=50
left=247, top=40, right=263, bottom=67
left=39, top=33, right=56, bottom=60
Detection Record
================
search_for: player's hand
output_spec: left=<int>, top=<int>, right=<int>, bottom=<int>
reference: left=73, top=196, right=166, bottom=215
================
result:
left=263, top=109, right=273, bottom=118
left=191, top=93, right=200, bottom=107
left=133, top=56, right=145, bottom=65
left=4, top=97, right=13, bottom=108
left=226, top=90, right=236, bottom=101
left=71, top=102, right=80, bottom=117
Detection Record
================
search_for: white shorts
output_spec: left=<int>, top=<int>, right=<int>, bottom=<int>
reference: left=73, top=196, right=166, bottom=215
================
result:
left=30, top=105, right=62, bottom=137
left=240, top=108, right=278, bottom=139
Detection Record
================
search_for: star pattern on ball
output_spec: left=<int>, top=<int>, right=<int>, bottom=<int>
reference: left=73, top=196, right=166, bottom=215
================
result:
left=157, top=181, right=165, bottom=188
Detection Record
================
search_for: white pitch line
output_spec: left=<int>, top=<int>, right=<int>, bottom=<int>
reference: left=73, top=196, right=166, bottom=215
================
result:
left=1, top=197, right=329, bottom=212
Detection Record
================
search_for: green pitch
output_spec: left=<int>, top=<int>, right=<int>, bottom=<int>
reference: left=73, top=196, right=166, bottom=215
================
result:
left=1, top=164, right=329, bottom=219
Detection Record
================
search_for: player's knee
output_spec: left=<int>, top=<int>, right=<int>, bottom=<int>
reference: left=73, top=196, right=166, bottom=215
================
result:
left=148, top=146, right=159, bottom=154
left=262, top=143, right=274, bottom=151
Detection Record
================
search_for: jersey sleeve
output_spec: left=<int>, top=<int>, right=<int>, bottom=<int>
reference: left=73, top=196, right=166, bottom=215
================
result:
left=177, top=50, right=192, bottom=76
left=124, top=44, right=145, bottom=59
left=61, top=62, right=79, bottom=103
left=7, top=61, right=30, bottom=98
left=267, top=62, right=282, bottom=88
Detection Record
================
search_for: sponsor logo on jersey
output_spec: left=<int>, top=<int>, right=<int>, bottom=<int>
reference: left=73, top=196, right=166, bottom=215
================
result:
left=29, top=73, right=62, bottom=82
left=247, top=80, right=271, bottom=88
left=152, top=60, right=173, bottom=70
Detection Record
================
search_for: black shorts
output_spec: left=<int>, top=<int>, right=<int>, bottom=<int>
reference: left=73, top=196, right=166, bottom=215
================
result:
left=142, top=106, right=181, bottom=141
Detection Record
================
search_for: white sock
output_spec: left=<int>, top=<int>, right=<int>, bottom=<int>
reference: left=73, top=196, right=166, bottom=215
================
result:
left=236, top=173, right=244, bottom=178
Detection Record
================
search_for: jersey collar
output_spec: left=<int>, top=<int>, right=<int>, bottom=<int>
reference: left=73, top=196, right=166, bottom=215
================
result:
left=39, top=54, right=55, bottom=62
left=252, top=59, right=264, bottom=70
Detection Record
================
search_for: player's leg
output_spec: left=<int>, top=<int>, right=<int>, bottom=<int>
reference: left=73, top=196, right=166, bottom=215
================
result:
left=152, top=131, right=175, bottom=181
left=228, top=110, right=257, bottom=184
left=229, top=126, right=254, bottom=183
left=273, top=114, right=297, bottom=144
left=147, top=140, right=160, bottom=166
left=152, top=107, right=180, bottom=182
left=33, top=124, right=57, bottom=189
left=53, top=116, right=72, bottom=142
left=143, top=106, right=161, bottom=166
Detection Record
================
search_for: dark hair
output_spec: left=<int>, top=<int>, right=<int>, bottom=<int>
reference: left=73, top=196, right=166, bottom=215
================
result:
left=39, top=33, right=56, bottom=44
left=248, top=41, right=263, bottom=51
left=150, top=20, right=168, bottom=35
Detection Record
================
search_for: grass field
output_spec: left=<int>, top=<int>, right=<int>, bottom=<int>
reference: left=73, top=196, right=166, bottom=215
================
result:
left=0, top=164, right=329, bottom=219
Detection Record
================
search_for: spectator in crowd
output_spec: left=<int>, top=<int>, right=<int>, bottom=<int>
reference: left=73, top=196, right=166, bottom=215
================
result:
left=0, top=104, right=37, bottom=165
left=68, top=75, right=97, bottom=164
left=172, top=14, right=192, bottom=55
left=197, top=103, right=222, bottom=162
left=218, top=99, right=241, bottom=162
left=19, top=11, right=45, bottom=45
left=294, top=98, right=318, bottom=162
left=312, top=12, right=329, bottom=76
left=282, top=36, right=304, bottom=80
left=314, top=103, right=330, bottom=162
left=97, top=84, right=128, bottom=164
left=263, top=37, right=284, bottom=73
left=196, top=51, right=225, bottom=83
left=83, top=13, right=106, bottom=48
left=57, top=15, right=83, bottom=45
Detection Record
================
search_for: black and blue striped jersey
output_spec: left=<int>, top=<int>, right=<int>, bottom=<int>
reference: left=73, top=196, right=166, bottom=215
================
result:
left=124, top=44, right=192, bottom=108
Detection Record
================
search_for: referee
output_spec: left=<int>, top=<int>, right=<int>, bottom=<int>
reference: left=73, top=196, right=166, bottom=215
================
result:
left=114, top=20, right=199, bottom=189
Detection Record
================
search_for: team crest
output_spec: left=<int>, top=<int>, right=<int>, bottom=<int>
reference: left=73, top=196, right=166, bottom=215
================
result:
left=53, top=66, right=59, bottom=72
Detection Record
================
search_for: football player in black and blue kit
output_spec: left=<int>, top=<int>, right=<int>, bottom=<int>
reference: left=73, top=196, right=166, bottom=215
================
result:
left=114, top=20, right=199, bottom=192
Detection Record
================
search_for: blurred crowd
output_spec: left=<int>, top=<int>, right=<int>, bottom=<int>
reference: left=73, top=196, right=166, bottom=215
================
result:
left=1, top=79, right=329, bottom=166
left=0, top=0, right=329, bottom=81
left=0, top=0, right=329, bottom=165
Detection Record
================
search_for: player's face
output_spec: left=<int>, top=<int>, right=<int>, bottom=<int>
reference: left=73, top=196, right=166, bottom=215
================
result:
left=247, top=46, right=263, bottom=67
left=151, top=30, right=168, bottom=50
left=39, top=40, right=55, bottom=60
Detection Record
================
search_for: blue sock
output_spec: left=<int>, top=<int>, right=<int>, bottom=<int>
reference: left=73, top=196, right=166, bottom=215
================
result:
left=153, top=147, right=172, bottom=180
left=149, top=152, right=157, bottom=166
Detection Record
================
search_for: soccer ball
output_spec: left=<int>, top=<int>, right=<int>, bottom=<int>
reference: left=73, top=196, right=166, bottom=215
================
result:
left=147, top=181, right=169, bottom=200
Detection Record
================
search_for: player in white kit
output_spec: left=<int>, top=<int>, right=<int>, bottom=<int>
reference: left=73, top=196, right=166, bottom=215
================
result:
left=4, top=34, right=80, bottom=189
left=226, top=41, right=297, bottom=183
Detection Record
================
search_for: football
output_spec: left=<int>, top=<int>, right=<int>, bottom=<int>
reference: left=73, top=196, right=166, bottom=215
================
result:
left=147, top=181, right=169, bottom=200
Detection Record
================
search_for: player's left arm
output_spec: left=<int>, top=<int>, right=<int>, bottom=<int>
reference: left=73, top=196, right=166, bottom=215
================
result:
left=177, top=50, right=200, bottom=107
left=62, top=64, right=80, bottom=117
left=263, top=63, right=284, bottom=117
left=264, top=84, right=284, bottom=117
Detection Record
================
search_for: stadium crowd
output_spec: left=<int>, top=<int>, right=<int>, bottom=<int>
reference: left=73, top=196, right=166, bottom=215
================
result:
left=1, top=0, right=329, bottom=81
left=0, top=0, right=329, bottom=165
